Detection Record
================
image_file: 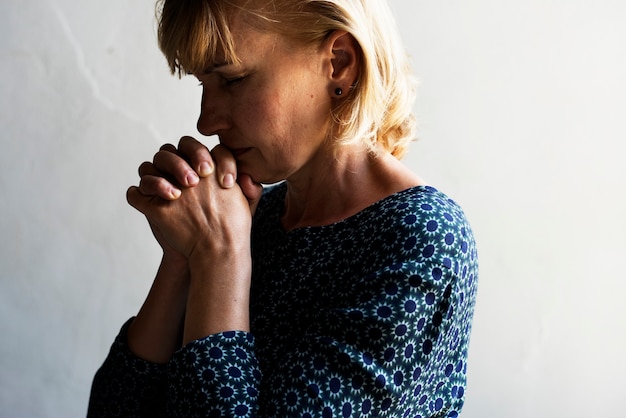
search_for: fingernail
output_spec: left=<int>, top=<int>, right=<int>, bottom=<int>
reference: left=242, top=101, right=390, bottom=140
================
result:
left=170, top=188, right=181, bottom=199
left=199, top=161, right=213, bottom=177
left=222, top=173, right=235, bottom=188
left=186, top=172, right=199, bottom=185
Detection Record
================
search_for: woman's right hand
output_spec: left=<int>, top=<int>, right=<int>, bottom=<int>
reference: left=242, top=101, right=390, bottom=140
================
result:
left=128, top=137, right=263, bottom=342
left=132, top=136, right=263, bottom=260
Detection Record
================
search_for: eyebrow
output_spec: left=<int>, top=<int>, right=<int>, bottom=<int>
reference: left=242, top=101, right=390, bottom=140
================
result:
left=201, top=62, right=230, bottom=74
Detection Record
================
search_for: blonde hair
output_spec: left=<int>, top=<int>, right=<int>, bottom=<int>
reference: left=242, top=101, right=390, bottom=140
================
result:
left=157, top=0, right=417, bottom=158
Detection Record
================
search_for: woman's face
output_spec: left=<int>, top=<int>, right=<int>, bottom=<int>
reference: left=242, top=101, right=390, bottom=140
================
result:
left=195, top=16, right=334, bottom=184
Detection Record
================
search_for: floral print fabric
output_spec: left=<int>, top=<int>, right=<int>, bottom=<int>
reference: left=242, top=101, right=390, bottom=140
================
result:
left=88, top=184, right=478, bottom=418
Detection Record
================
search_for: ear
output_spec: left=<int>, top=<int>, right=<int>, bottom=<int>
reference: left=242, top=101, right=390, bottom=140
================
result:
left=324, top=31, right=360, bottom=93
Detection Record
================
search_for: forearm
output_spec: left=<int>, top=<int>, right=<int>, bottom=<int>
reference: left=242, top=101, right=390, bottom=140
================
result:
left=183, top=245, right=252, bottom=345
left=128, top=255, right=190, bottom=363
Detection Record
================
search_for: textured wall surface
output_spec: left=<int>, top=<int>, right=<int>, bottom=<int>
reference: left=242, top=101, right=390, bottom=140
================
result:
left=1, top=1, right=625, bottom=416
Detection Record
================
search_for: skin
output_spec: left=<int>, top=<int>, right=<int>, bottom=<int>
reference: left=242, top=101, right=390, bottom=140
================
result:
left=125, top=12, right=424, bottom=363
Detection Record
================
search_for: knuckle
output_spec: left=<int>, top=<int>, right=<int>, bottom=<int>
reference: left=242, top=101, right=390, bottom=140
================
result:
left=138, top=161, right=152, bottom=176
left=126, top=186, right=140, bottom=207
left=178, top=135, right=197, bottom=148
left=212, top=148, right=236, bottom=169
left=159, top=143, right=177, bottom=152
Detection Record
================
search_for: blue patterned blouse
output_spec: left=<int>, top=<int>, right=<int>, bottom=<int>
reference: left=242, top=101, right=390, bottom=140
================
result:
left=88, top=184, right=478, bottom=417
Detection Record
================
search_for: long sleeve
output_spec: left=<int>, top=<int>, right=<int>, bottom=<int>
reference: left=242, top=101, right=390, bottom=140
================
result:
left=87, top=319, right=168, bottom=418
left=88, top=324, right=262, bottom=417
left=166, top=331, right=261, bottom=416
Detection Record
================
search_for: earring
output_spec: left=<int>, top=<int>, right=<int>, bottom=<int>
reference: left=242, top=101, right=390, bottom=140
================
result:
left=335, top=87, right=343, bottom=96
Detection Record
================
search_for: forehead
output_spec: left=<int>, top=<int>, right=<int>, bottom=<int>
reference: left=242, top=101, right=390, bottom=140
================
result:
left=160, top=0, right=312, bottom=77
left=204, top=15, right=309, bottom=72
left=199, top=20, right=268, bottom=70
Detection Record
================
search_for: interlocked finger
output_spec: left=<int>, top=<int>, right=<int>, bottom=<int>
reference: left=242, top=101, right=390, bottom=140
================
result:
left=211, top=144, right=238, bottom=188
left=153, top=148, right=201, bottom=188
left=178, top=136, right=214, bottom=177
left=138, top=161, right=160, bottom=177
left=138, top=173, right=182, bottom=200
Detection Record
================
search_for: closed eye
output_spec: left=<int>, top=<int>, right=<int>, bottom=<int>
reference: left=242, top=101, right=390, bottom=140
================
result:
left=224, top=76, right=246, bottom=87
left=195, top=74, right=246, bottom=88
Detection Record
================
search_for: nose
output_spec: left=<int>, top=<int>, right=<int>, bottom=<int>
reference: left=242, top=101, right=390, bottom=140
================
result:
left=197, top=87, right=230, bottom=136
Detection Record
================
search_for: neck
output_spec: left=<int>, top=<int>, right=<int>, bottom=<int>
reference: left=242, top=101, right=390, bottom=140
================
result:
left=281, top=144, right=424, bottom=231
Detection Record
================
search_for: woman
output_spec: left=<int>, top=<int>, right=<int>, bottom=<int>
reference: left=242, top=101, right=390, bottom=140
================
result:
left=88, top=0, right=478, bottom=417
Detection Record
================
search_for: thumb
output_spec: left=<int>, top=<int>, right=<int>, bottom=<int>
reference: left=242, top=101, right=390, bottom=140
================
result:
left=237, top=174, right=263, bottom=215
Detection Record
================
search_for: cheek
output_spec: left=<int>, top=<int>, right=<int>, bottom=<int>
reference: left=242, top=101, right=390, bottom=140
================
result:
left=243, top=89, right=293, bottom=141
left=235, top=94, right=294, bottom=168
left=237, top=80, right=330, bottom=153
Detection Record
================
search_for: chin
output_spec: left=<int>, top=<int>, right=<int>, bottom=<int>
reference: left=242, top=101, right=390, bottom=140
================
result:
left=238, top=163, right=284, bottom=185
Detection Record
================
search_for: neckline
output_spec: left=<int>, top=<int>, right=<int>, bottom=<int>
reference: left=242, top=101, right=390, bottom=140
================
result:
left=269, top=183, right=439, bottom=234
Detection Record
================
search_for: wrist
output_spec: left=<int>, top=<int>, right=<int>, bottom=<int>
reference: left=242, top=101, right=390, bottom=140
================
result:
left=188, top=236, right=251, bottom=268
left=159, top=253, right=191, bottom=282
left=187, top=244, right=252, bottom=291
left=183, top=244, right=252, bottom=343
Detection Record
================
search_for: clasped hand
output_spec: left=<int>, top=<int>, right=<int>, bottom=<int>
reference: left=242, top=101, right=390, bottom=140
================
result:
left=126, top=136, right=263, bottom=261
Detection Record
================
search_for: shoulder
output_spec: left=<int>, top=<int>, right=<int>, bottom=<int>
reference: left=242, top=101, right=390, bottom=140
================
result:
left=361, top=186, right=472, bottom=235
left=355, top=186, right=477, bottom=267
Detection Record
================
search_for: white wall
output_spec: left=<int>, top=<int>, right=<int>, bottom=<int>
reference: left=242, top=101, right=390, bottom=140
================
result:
left=1, top=0, right=624, bottom=416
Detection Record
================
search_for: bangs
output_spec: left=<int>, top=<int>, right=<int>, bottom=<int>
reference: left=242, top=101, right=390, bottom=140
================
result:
left=157, top=0, right=239, bottom=76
